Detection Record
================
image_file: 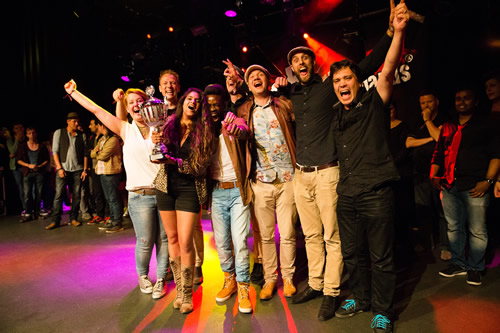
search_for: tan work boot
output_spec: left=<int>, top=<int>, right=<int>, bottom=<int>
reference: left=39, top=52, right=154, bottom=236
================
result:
left=180, top=264, right=194, bottom=314
left=215, top=272, right=237, bottom=302
left=259, top=280, right=276, bottom=300
left=283, top=278, right=297, bottom=297
left=237, top=282, right=253, bottom=313
left=169, top=257, right=183, bottom=309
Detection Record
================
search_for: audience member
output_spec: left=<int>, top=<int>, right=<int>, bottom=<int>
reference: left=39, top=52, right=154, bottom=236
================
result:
left=91, top=122, right=124, bottom=233
left=16, top=127, right=50, bottom=222
left=431, top=87, right=500, bottom=286
left=406, top=89, right=450, bottom=260
left=46, top=112, right=89, bottom=230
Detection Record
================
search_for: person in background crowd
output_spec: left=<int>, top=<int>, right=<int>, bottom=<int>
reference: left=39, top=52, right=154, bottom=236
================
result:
left=16, top=127, right=50, bottom=222
left=46, top=112, right=89, bottom=230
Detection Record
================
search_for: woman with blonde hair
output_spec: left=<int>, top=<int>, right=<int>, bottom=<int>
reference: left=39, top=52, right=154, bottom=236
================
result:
left=63, top=80, right=169, bottom=300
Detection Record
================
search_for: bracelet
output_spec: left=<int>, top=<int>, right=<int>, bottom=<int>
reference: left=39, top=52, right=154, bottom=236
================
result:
left=57, top=168, right=63, bottom=172
left=485, top=179, right=494, bottom=185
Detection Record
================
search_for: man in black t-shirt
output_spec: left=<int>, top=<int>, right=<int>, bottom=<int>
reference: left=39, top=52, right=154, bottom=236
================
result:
left=406, top=89, right=450, bottom=260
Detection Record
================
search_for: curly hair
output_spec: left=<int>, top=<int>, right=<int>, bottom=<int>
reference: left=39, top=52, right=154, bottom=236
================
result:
left=163, top=88, right=215, bottom=176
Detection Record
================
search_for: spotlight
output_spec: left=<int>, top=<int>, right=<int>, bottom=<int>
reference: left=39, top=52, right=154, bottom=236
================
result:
left=242, top=46, right=248, bottom=53
left=146, top=33, right=152, bottom=39
left=168, top=26, right=174, bottom=32
left=225, top=10, right=237, bottom=17
left=121, top=76, right=130, bottom=82
left=303, top=33, right=309, bottom=39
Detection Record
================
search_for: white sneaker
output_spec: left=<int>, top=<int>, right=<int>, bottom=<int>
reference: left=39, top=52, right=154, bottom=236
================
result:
left=152, top=279, right=166, bottom=299
left=139, top=275, right=153, bottom=294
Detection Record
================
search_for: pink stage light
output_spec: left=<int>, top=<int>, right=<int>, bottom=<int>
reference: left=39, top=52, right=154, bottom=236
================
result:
left=225, top=10, right=237, bottom=17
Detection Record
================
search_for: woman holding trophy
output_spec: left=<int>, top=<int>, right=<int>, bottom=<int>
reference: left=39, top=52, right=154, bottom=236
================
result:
left=63, top=80, right=170, bottom=300
left=153, top=87, right=216, bottom=314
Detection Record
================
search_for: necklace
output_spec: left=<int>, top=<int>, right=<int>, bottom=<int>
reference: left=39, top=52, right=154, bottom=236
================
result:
left=138, top=126, right=149, bottom=139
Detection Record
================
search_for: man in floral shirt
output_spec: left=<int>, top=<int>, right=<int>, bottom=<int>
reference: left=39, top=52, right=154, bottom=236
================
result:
left=237, top=65, right=298, bottom=301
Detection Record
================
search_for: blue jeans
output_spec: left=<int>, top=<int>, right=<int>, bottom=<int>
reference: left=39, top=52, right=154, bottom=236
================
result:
left=128, top=191, right=169, bottom=279
left=24, top=171, right=44, bottom=214
left=442, top=187, right=489, bottom=271
left=211, top=186, right=251, bottom=283
left=52, top=170, right=82, bottom=224
left=99, top=174, right=122, bottom=225
left=12, top=169, right=26, bottom=211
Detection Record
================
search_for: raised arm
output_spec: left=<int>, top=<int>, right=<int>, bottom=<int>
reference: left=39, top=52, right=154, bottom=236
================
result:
left=64, top=80, right=126, bottom=138
left=376, top=2, right=409, bottom=105
left=357, top=0, right=401, bottom=79
left=113, top=89, right=128, bottom=121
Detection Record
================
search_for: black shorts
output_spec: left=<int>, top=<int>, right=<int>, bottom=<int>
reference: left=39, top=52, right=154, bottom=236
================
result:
left=155, top=185, right=200, bottom=214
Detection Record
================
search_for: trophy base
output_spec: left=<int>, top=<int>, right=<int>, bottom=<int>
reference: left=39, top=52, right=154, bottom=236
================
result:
left=150, top=153, right=167, bottom=162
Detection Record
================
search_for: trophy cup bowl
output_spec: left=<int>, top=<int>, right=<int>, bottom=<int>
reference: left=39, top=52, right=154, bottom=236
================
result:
left=139, top=97, right=168, bottom=161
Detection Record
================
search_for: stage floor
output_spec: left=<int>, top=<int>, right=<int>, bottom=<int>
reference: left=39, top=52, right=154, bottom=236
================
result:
left=1, top=211, right=499, bottom=333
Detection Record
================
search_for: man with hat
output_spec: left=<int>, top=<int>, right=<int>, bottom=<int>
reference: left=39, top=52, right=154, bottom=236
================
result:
left=46, top=111, right=89, bottom=230
left=237, top=64, right=298, bottom=301
left=274, top=1, right=406, bottom=322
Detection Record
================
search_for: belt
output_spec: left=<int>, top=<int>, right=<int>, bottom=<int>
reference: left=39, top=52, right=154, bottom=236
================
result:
left=131, top=188, right=156, bottom=196
left=214, top=180, right=240, bottom=189
left=295, top=161, right=338, bottom=173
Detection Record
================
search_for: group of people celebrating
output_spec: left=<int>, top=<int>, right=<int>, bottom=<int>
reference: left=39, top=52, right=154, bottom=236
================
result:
left=59, top=0, right=500, bottom=332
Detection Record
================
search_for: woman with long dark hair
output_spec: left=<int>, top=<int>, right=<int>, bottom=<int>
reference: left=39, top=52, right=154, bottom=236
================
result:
left=154, top=87, right=215, bottom=314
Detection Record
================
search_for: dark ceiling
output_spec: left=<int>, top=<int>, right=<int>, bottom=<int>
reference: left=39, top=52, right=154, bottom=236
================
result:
left=10, top=0, right=500, bottom=133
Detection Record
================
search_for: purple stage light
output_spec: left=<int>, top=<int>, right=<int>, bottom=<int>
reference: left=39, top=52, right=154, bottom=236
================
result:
left=225, top=10, right=237, bottom=17
left=121, top=76, right=130, bottom=82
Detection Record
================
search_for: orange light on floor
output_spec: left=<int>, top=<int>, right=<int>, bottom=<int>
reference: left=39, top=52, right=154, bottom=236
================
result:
left=146, top=33, right=152, bottom=39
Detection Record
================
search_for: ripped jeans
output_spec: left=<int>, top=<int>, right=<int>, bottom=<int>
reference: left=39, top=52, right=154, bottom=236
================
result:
left=128, top=191, right=169, bottom=279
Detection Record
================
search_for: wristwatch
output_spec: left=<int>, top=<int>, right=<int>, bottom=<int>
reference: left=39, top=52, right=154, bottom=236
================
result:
left=485, top=179, right=494, bottom=185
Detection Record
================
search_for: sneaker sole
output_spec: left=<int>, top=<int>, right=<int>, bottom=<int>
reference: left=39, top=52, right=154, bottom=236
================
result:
left=335, top=310, right=365, bottom=319
left=439, top=271, right=467, bottom=278
left=239, top=306, right=253, bottom=314
left=140, top=288, right=153, bottom=294
left=216, top=292, right=237, bottom=302
left=106, top=228, right=125, bottom=234
left=466, top=280, right=482, bottom=286
left=152, top=292, right=166, bottom=299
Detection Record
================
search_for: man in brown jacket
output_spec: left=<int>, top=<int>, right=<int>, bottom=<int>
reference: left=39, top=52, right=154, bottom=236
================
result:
left=237, top=65, right=298, bottom=301
left=204, top=83, right=254, bottom=314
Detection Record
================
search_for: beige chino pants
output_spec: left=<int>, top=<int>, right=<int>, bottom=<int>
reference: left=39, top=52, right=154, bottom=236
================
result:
left=293, top=166, right=343, bottom=297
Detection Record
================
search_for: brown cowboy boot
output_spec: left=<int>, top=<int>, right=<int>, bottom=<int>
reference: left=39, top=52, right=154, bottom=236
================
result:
left=169, top=257, right=183, bottom=309
left=180, top=264, right=194, bottom=314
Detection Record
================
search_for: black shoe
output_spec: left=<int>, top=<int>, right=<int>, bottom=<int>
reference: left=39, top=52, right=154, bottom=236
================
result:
left=291, top=286, right=322, bottom=304
left=371, top=314, right=393, bottom=332
left=166, top=268, right=174, bottom=282
left=336, top=298, right=368, bottom=318
left=466, top=270, right=482, bottom=286
left=250, top=263, right=264, bottom=285
left=318, top=295, right=336, bottom=321
left=106, top=224, right=124, bottom=233
left=439, top=264, right=467, bottom=277
left=20, top=214, right=33, bottom=223
left=194, top=266, right=203, bottom=285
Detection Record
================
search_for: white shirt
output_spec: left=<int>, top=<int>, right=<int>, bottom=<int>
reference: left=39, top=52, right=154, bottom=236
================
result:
left=121, top=122, right=160, bottom=191
left=211, top=133, right=237, bottom=182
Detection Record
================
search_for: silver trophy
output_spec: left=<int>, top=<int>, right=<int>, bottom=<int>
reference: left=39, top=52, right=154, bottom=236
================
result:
left=139, top=85, right=168, bottom=161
